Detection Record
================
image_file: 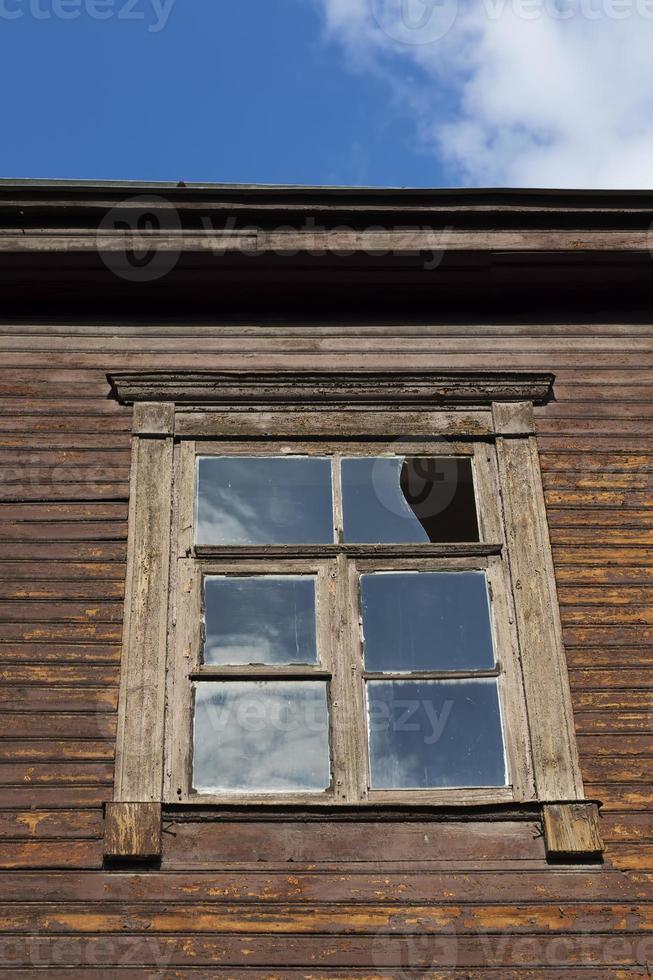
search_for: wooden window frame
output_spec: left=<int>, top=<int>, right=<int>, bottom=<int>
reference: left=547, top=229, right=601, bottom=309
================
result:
left=105, top=371, right=601, bottom=861
left=166, top=440, right=532, bottom=807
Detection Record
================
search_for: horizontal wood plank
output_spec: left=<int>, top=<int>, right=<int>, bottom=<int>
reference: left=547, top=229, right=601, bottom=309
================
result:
left=0, top=283, right=651, bottom=974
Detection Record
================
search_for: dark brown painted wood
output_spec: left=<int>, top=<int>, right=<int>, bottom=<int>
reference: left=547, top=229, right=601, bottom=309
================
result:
left=0, top=184, right=651, bottom=974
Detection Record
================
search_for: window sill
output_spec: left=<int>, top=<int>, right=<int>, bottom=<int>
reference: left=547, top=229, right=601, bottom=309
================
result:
left=173, top=786, right=516, bottom=808
left=104, top=799, right=604, bottom=866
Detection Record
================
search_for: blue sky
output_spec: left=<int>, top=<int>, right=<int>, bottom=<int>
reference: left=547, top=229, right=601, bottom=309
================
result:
left=2, top=0, right=653, bottom=187
left=0, top=1, right=448, bottom=185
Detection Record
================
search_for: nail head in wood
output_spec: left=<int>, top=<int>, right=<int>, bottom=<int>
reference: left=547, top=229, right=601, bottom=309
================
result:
left=104, top=802, right=162, bottom=861
left=543, top=802, right=603, bottom=860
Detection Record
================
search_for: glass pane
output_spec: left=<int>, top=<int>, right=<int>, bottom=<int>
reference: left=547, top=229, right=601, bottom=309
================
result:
left=203, top=575, right=318, bottom=666
left=367, top=679, right=506, bottom=789
left=361, top=571, right=495, bottom=672
left=342, top=456, right=479, bottom=543
left=193, top=681, right=331, bottom=793
left=196, top=456, right=334, bottom=545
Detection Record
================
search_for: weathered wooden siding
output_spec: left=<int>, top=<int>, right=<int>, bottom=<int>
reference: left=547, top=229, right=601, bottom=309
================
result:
left=0, top=320, right=651, bottom=977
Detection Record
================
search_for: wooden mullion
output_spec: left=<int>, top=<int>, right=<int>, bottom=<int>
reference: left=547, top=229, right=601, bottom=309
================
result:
left=166, top=558, right=201, bottom=803
left=472, top=443, right=503, bottom=544
left=194, top=543, right=502, bottom=560
left=328, top=554, right=368, bottom=803
left=163, top=441, right=183, bottom=804
left=485, top=555, right=535, bottom=802
left=362, top=669, right=501, bottom=681
left=316, top=560, right=339, bottom=799
left=190, top=667, right=332, bottom=680
left=175, top=440, right=196, bottom=558
left=194, top=558, right=329, bottom=576
left=332, top=453, right=344, bottom=544
left=368, top=786, right=515, bottom=806
left=353, top=556, right=493, bottom=574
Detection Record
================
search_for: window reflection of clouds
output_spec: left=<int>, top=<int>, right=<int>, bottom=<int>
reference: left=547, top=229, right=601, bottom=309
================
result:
left=203, top=576, right=318, bottom=666
left=196, top=488, right=262, bottom=545
left=367, top=679, right=507, bottom=790
left=196, top=457, right=334, bottom=545
left=193, top=681, right=331, bottom=793
left=342, top=457, right=428, bottom=543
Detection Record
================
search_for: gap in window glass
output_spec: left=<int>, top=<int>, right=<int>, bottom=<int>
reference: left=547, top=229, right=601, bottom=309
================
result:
left=341, top=456, right=479, bottom=543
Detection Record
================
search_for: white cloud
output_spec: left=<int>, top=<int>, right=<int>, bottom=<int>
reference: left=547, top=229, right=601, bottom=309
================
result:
left=314, top=0, right=653, bottom=187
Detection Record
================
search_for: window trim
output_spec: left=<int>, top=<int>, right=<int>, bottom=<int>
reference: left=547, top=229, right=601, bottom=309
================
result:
left=107, top=370, right=599, bottom=861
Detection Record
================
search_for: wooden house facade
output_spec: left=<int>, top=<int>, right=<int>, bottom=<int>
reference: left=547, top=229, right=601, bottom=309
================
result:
left=0, top=180, right=651, bottom=977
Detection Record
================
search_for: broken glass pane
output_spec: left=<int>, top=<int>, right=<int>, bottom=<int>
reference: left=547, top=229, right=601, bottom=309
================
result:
left=202, top=575, right=318, bottom=666
left=193, top=681, right=331, bottom=793
left=196, top=456, right=334, bottom=545
left=361, top=571, right=495, bottom=672
left=367, top=679, right=506, bottom=789
left=341, top=456, right=479, bottom=543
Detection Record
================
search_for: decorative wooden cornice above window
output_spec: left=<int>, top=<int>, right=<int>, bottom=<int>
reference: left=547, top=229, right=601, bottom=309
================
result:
left=107, top=370, right=555, bottom=409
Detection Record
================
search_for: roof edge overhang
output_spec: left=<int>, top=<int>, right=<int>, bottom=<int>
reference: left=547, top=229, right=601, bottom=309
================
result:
left=1, top=180, right=653, bottom=316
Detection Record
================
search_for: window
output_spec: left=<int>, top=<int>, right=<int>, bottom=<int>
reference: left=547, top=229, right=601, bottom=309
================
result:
left=108, top=371, right=601, bottom=860
left=167, top=444, right=531, bottom=805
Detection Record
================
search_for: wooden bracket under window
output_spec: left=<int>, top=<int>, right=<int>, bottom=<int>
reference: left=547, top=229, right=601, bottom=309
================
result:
left=104, top=802, right=162, bottom=862
left=543, top=802, right=603, bottom=861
